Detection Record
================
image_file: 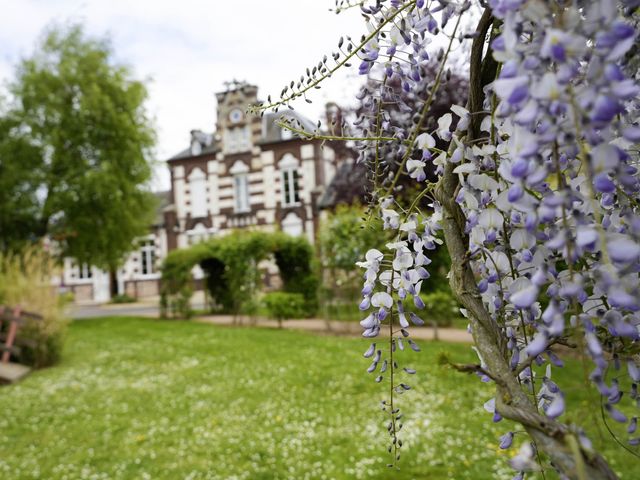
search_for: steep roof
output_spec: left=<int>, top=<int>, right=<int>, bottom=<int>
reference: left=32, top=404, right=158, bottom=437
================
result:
left=168, top=142, right=219, bottom=161
left=260, top=111, right=317, bottom=144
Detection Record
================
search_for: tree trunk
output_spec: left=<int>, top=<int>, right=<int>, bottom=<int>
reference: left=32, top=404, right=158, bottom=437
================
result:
left=109, top=268, right=119, bottom=298
left=434, top=168, right=617, bottom=479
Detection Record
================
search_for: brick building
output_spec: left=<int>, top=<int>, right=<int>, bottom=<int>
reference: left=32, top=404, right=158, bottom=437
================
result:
left=61, top=81, right=350, bottom=302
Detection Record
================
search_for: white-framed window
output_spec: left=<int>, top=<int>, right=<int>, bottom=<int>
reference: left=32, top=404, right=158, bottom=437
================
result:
left=188, top=167, right=208, bottom=218
left=281, top=128, right=293, bottom=140
left=224, top=126, right=251, bottom=154
left=234, top=175, right=250, bottom=212
left=140, top=239, right=156, bottom=275
left=78, top=263, right=92, bottom=279
left=280, top=154, right=300, bottom=206
left=230, top=161, right=250, bottom=213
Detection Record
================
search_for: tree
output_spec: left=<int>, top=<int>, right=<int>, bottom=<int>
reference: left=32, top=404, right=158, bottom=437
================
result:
left=260, top=1, right=640, bottom=478
left=0, top=113, right=43, bottom=252
left=0, top=24, right=156, bottom=273
left=320, top=63, right=468, bottom=207
left=319, top=203, right=382, bottom=272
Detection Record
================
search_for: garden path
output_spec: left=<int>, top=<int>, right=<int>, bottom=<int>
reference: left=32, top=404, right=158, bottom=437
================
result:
left=70, top=300, right=473, bottom=343
left=195, top=315, right=473, bottom=343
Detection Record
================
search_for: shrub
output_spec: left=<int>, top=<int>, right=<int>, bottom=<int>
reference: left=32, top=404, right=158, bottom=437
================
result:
left=0, top=246, right=68, bottom=367
left=273, top=236, right=318, bottom=316
left=160, top=284, right=193, bottom=319
left=110, top=294, right=136, bottom=304
left=160, top=231, right=319, bottom=319
left=58, top=290, right=75, bottom=305
left=317, top=205, right=455, bottom=321
left=420, top=291, right=460, bottom=327
left=319, top=203, right=382, bottom=271
left=420, top=242, right=452, bottom=294
left=263, top=292, right=306, bottom=328
left=16, top=321, right=66, bottom=367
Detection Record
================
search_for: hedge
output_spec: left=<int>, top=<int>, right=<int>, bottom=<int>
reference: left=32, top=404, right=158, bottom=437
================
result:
left=262, top=292, right=306, bottom=328
left=160, top=231, right=318, bottom=318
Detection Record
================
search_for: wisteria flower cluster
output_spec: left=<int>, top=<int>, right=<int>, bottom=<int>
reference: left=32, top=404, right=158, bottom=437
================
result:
left=261, top=0, right=640, bottom=478
left=356, top=204, right=441, bottom=462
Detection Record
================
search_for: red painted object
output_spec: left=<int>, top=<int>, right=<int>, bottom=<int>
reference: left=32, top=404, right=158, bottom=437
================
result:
left=1, top=307, right=21, bottom=363
left=0, top=305, right=41, bottom=364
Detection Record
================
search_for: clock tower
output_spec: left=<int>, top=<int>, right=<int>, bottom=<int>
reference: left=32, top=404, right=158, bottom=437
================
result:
left=215, top=80, right=260, bottom=154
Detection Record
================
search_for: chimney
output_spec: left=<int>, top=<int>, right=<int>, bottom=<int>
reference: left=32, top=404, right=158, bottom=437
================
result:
left=325, top=102, right=343, bottom=137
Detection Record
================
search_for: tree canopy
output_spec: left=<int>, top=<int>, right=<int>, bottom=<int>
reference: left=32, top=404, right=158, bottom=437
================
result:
left=0, top=25, right=156, bottom=269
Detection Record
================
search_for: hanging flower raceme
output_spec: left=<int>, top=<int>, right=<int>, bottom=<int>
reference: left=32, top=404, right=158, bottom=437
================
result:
left=355, top=195, right=433, bottom=459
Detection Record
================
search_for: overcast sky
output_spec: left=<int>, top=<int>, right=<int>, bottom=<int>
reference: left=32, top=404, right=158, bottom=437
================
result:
left=0, top=0, right=366, bottom=190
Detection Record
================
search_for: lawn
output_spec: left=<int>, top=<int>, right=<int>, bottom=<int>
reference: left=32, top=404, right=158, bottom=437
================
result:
left=0, top=317, right=635, bottom=479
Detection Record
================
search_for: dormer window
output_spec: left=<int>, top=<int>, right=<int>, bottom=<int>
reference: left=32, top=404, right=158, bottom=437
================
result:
left=281, top=128, right=293, bottom=141
left=191, top=140, right=202, bottom=156
left=190, top=129, right=208, bottom=156
left=230, top=161, right=250, bottom=213
left=280, top=154, right=300, bottom=207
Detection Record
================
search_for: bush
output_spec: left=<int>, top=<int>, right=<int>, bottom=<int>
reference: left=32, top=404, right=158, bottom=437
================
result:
left=58, top=290, right=75, bottom=305
left=420, top=243, right=452, bottom=294
left=160, top=284, right=193, bottom=319
left=16, top=321, right=66, bottom=367
left=263, top=292, right=306, bottom=327
left=318, top=204, right=384, bottom=320
left=274, top=236, right=319, bottom=316
left=319, top=203, right=383, bottom=271
left=110, top=294, right=136, bottom=304
left=420, top=290, right=460, bottom=327
left=160, top=231, right=319, bottom=319
left=0, top=246, right=68, bottom=367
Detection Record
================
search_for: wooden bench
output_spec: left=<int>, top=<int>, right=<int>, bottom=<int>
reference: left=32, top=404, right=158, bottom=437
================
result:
left=0, top=306, right=42, bottom=384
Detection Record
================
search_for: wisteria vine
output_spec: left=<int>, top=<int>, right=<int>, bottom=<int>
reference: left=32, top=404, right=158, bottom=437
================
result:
left=259, top=1, right=640, bottom=478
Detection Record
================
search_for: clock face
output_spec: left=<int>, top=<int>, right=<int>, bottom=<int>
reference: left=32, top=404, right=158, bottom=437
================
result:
left=229, top=108, right=243, bottom=124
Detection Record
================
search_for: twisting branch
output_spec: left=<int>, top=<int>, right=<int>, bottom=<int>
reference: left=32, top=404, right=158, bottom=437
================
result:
left=468, top=8, right=494, bottom=141
left=383, top=11, right=463, bottom=198
left=254, top=1, right=417, bottom=113
left=445, top=360, right=506, bottom=386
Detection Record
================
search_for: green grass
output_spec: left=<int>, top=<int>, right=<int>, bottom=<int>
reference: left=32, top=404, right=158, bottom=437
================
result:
left=0, top=317, right=635, bottom=479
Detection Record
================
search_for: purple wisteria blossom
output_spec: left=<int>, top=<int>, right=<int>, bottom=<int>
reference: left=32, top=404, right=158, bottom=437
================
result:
left=349, top=0, right=640, bottom=473
left=262, top=0, right=640, bottom=475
